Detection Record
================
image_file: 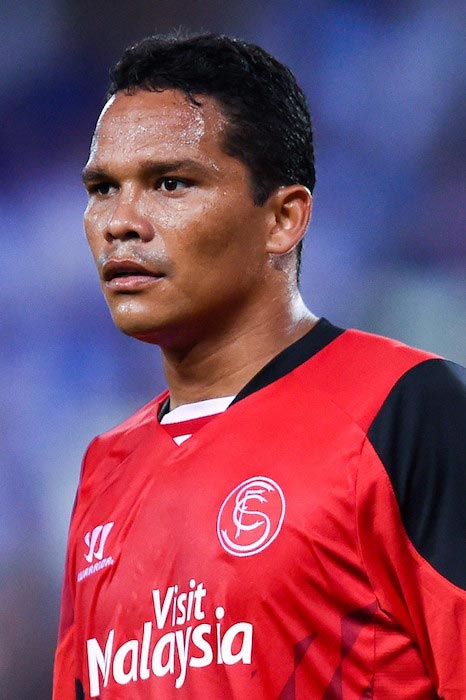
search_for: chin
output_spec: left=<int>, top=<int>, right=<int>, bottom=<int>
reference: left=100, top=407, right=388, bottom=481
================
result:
left=110, top=309, right=181, bottom=348
left=108, top=299, right=216, bottom=350
left=106, top=296, right=161, bottom=335
left=109, top=307, right=158, bottom=338
left=115, top=321, right=163, bottom=344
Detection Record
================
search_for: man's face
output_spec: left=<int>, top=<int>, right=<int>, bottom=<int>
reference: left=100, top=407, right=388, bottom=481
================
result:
left=83, top=89, right=276, bottom=348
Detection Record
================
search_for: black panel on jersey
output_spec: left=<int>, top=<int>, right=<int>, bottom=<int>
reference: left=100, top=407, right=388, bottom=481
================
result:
left=232, top=318, right=344, bottom=405
left=158, top=396, right=170, bottom=421
left=368, top=359, right=466, bottom=589
left=75, top=678, right=85, bottom=699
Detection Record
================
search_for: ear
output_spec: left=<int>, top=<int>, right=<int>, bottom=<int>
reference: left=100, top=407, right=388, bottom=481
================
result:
left=265, top=185, right=312, bottom=255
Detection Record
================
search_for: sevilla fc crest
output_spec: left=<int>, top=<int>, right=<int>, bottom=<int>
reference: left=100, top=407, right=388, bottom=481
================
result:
left=217, top=476, right=286, bottom=557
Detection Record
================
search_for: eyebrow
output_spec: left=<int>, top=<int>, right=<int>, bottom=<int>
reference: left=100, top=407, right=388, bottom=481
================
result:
left=81, top=158, right=211, bottom=185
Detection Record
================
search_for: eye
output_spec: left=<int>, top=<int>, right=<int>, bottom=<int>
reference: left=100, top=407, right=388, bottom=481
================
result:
left=158, top=178, right=190, bottom=193
left=87, top=182, right=116, bottom=196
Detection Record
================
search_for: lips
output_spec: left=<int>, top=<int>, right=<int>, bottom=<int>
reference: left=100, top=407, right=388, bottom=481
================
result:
left=102, top=259, right=163, bottom=281
left=101, top=259, right=165, bottom=290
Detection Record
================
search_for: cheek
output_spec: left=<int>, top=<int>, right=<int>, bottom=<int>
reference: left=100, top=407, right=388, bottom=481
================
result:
left=175, top=202, right=263, bottom=265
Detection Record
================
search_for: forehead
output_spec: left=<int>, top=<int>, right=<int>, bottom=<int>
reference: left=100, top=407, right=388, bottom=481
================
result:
left=89, top=89, right=227, bottom=163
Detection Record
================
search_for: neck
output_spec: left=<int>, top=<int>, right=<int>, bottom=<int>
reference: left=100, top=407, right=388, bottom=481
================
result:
left=161, top=292, right=317, bottom=409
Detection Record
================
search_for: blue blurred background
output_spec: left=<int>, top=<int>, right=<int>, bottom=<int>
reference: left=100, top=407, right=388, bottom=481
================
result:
left=1, top=1, right=464, bottom=695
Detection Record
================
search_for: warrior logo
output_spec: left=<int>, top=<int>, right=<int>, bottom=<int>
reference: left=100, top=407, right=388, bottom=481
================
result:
left=217, top=476, right=285, bottom=557
left=77, top=522, right=115, bottom=582
left=84, top=522, right=114, bottom=562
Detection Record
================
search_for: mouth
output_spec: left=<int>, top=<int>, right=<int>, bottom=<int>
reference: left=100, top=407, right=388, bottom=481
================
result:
left=102, top=259, right=165, bottom=291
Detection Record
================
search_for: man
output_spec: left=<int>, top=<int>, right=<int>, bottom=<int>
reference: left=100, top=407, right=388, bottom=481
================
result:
left=54, top=34, right=466, bottom=699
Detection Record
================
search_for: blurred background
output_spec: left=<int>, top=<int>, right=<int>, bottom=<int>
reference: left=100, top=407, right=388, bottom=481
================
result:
left=0, top=0, right=464, bottom=696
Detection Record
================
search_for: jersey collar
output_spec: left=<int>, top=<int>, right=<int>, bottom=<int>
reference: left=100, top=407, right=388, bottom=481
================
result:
left=158, top=318, right=344, bottom=420
left=231, top=317, right=344, bottom=406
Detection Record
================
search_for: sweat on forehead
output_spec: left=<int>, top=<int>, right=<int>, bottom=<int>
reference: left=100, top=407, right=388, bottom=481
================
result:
left=83, top=89, right=232, bottom=181
left=93, top=90, right=226, bottom=146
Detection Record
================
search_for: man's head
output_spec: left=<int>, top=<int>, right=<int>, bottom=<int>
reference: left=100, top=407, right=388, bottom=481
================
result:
left=107, top=33, right=316, bottom=268
left=83, top=34, right=315, bottom=349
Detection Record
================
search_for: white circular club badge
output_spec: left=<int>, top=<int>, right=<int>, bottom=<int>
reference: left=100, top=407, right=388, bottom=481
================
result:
left=217, top=476, right=286, bottom=557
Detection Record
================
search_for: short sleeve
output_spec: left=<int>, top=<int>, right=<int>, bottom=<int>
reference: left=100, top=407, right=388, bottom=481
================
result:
left=357, top=359, right=466, bottom=699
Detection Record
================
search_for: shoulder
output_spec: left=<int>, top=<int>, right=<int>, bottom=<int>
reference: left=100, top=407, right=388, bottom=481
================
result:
left=333, top=326, right=438, bottom=380
left=102, top=390, right=168, bottom=438
left=367, top=357, right=465, bottom=498
left=83, top=389, right=169, bottom=466
left=305, top=326, right=440, bottom=431
left=366, top=358, right=466, bottom=588
left=368, top=357, right=465, bottom=447
left=306, top=325, right=466, bottom=587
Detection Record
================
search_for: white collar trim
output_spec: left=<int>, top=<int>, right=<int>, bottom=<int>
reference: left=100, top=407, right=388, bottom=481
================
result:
left=160, top=396, right=235, bottom=424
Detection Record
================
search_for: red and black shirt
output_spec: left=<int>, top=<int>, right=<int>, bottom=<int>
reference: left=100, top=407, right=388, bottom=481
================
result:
left=54, top=319, right=466, bottom=699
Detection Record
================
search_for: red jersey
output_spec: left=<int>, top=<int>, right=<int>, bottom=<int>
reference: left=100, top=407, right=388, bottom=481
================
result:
left=54, top=319, right=466, bottom=699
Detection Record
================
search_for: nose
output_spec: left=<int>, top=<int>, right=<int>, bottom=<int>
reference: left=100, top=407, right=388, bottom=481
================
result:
left=105, top=194, right=154, bottom=242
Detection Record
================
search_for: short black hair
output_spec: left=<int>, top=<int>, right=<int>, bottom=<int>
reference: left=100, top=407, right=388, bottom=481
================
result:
left=108, top=33, right=315, bottom=272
